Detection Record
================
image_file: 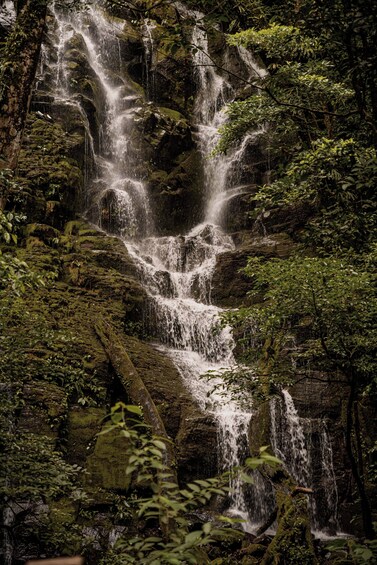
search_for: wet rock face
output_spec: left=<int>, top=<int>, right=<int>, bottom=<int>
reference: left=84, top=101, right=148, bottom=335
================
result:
left=150, top=149, right=204, bottom=234
left=123, top=336, right=219, bottom=480
left=176, top=410, right=218, bottom=482
left=12, top=113, right=85, bottom=227
left=7, top=217, right=218, bottom=499
left=211, top=233, right=296, bottom=307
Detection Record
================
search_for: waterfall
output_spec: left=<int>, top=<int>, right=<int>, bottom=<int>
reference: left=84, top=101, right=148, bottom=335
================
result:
left=189, top=8, right=264, bottom=227
left=270, top=390, right=340, bottom=535
left=44, top=2, right=340, bottom=536
left=47, top=2, right=259, bottom=527
left=48, top=5, right=152, bottom=238
left=142, top=19, right=156, bottom=99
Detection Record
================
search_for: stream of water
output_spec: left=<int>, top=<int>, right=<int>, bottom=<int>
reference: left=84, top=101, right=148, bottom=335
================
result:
left=44, top=1, right=339, bottom=535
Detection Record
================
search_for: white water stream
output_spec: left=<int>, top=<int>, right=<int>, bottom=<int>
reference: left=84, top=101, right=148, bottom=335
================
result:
left=50, top=5, right=152, bottom=239
left=47, top=3, right=256, bottom=526
left=0, top=0, right=15, bottom=29
left=270, top=390, right=340, bottom=535
left=42, top=1, right=340, bottom=536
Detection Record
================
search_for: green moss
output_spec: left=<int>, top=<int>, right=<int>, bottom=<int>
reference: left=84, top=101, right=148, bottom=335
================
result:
left=158, top=106, right=187, bottom=123
left=262, top=489, right=318, bottom=565
left=64, top=220, right=89, bottom=236
left=86, top=424, right=132, bottom=491
left=24, top=222, right=61, bottom=241
left=50, top=498, right=77, bottom=527
left=67, top=407, right=106, bottom=466
left=248, top=403, right=271, bottom=454
left=12, top=113, right=84, bottom=226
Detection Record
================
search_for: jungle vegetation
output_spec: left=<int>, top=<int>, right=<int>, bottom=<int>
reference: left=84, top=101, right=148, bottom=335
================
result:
left=0, top=0, right=376, bottom=562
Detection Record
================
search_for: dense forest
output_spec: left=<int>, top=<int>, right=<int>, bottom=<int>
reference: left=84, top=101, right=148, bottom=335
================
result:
left=0, top=0, right=376, bottom=563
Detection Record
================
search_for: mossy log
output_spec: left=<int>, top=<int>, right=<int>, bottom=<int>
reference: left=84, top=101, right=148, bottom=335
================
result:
left=94, top=319, right=176, bottom=477
left=95, top=319, right=179, bottom=537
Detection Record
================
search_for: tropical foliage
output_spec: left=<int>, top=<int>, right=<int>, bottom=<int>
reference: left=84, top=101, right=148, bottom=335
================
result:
left=215, top=0, right=377, bottom=541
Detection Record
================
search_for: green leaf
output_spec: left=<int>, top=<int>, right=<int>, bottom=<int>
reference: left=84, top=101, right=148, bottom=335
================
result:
left=153, top=440, right=167, bottom=450
left=240, top=472, right=254, bottom=484
left=125, top=405, right=143, bottom=416
left=203, top=522, right=212, bottom=534
left=184, top=530, right=203, bottom=545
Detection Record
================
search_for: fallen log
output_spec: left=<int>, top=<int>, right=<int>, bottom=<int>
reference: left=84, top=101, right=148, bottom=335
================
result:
left=94, top=319, right=178, bottom=537
left=94, top=319, right=176, bottom=478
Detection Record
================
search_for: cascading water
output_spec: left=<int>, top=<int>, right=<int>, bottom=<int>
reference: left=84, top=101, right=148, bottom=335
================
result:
left=47, top=2, right=258, bottom=528
left=270, top=390, right=340, bottom=535
left=190, top=12, right=265, bottom=227
left=142, top=19, right=156, bottom=99
left=46, top=2, right=340, bottom=536
left=49, top=5, right=152, bottom=239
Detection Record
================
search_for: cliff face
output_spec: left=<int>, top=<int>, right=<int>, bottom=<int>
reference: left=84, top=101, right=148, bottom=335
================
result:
left=0, top=2, right=375, bottom=563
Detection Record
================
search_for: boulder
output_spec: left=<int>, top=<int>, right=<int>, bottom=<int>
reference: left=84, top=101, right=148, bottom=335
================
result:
left=211, top=233, right=296, bottom=307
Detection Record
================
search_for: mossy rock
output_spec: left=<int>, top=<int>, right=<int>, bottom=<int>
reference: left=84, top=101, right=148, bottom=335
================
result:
left=24, top=223, right=61, bottom=244
left=150, top=149, right=203, bottom=234
left=158, top=106, right=188, bottom=124
left=248, top=401, right=271, bottom=455
left=136, top=104, right=192, bottom=161
left=241, top=543, right=268, bottom=557
left=17, top=244, right=61, bottom=275
left=86, top=424, right=132, bottom=491
left=61, top=254, right=146, bottom=309
left=49, top=498, right=77, bottom=527
left=67, top=406, right=106, bottom=466
left=123, top=335, right=189, bottom=438
left=14, top=114, right=84, bottom=226
left=18, top=382, right=67, bottom=438
left=65, top=220, right=96, bottom=236
left=259, top=471, right=318, bottom=565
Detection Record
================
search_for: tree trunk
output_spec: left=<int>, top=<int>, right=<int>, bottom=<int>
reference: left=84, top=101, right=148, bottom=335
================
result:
left=0, top=0, right=48, bottom=207
left=94, top=319, right=178, bottom=537
left=345, top=379, right=374, bottom=539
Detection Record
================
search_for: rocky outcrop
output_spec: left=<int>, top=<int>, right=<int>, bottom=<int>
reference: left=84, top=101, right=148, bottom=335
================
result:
left=211, top=233, right=296, bottom=307
left=8, top=216, right=218, bottom=496
left=10, top=113, right=84, bottom=227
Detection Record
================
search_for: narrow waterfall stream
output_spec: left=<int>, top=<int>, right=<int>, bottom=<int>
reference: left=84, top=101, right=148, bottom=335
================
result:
left=270, top=390, right=340, bottom=535
left=44, top=2, right=340, bottom=535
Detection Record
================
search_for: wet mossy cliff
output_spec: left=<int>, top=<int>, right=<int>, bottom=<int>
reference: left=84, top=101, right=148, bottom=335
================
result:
left=1, top=3, right=375, bottom=563
left=2, top=131, right=219, bottom=562
left=0, top=5, right=227, bottom=562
